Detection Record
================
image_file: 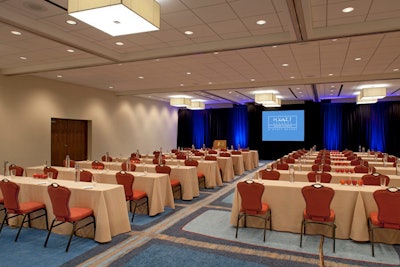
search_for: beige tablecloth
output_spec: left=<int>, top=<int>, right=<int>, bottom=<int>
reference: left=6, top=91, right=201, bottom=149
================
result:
left=231, top=155, right=245, bottom=175
left=230, top=180, right=400, bottom=244
left=26, top=166, right=175, bottom=216
left=0, top=175, right=130, bottom=243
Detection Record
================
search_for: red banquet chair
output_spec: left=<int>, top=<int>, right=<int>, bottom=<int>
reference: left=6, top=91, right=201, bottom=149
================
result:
left=0, top=178, right=48, bottom=242
left=259, top=169, right=280, bottom=180
left=235, top=180, right=271, bottom=242
left=311, top=164, right=331, bottom=172
left=300, top=184, right=336, bottom=252
left=101, top=155, right=113, bottom=162
left=307, top=171, right=332, bottom=183
left=79, top=169, right=93, bottom=182
left=115, top=171, right=149, bottom=222
left=354, top=165, right=373, bottom=174
left=44, top=166, right=59, bottom=179
left=276, top=163, right=289, bottom=170
left=44, top=183, right=95, bottom=252
left=155, top=165, right=182, bottom=199
left=368, top=187, right=400, bottom=256
left=9, top=164, right=24, bottom=176
left=184, top=159, right=206, bottom=189
left=91, top=160, right=105, bottom=170
left=362, top=173, right=390, bottom=186
left=121, top=161, right=137, bottom=172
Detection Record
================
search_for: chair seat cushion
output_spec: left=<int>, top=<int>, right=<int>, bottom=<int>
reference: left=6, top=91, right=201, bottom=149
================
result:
left=370, top=211, right=400, bottom=229
left=240, top=202, right=269, bottom=215
left=170, top=179, right=180, bottom=187
left=66, top=207, right=94, bottom=222
left=17, top=201, right=45, bottom=214
left=303, top=209, right=335, bottom=222
left=133, top=190, right=147, bottom=200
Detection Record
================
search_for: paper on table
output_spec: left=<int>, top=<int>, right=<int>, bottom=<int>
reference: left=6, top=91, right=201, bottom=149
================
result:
left=83, top=185, right=94, bottom=189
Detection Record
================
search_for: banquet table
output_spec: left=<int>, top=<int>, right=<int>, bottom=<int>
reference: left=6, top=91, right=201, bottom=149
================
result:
left=25, top=166, right=175, bottom=216
left=230, top=179, right=400, bottom=244
left=134, top=164, right=200, bottom=200
left=0, top=175, right=131, bottom=243
left=255, top=169, right=400, bottom=187
left=231, top=154, right=245, bottom=175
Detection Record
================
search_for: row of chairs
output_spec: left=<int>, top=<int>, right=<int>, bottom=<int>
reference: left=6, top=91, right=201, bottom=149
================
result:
left=0, top=179, right=95, bottom=252
left=259, top=169, right=390, bottom=185
left=235, top=179, right=398, bottom=256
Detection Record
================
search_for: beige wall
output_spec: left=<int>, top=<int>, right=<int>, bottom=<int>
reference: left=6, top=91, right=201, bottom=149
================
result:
left=0, top=74, right=178, bottom=169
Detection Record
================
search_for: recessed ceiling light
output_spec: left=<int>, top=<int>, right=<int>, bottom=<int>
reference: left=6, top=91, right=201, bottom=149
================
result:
left=256, top=20, right=266, bottom=25
left=67, top=49, right=75, bottom=53
left=11, top=30, right=22, bottom=35
left=250, top=79, right=255, bottom=82
left=109, top=86, right=114, bottom=89
left=208, top=82, right=213, bottom=85
left=66, top=20, right=77, bottom=25
left=328, top=73, right=333, bottom=76
left=57, top=75, right=63, bottom=78
left=296, top=87, right=300, bottom=90
left=331, top=85, right=335, bottom=88
left=19, top=56, right=27, bottom=60
left=332, top=39, right=337, bottom=42
left=138, top=76, right=144, bottom=79
left=393, top=68, right=399, bottom=72
left=184, top=31, right=193, bottom=35
left=186, top=72, right=191, bottom=75
left=213, top=52, right=219, bottom=55
left=354, top=57, right=362, bottom=61
left=272, top=45, right=278, bottom=48
left=342, top=7, right=354, bottom=13
left=228, top=91, right=232, bottom=94
left=180, top=84, right=184, bottom=86
left=290, top=76, right=295, bottom=79
left=282, top=63, right=289, bottom=67
left=115, top=42, right=124, bottom=46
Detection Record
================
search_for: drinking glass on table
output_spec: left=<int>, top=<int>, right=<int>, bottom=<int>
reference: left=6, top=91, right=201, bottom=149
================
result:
left=10, top=169, right=16, bottom=178
left=380, top=177, right=386, bottom=188
left=47, top=172, right=53, bottom=180
left=315, top=174, right=321, bottom=183
left=91, top=175, right=97, bottom=187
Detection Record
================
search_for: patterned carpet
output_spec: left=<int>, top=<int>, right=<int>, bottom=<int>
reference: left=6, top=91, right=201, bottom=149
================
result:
left=2, top=163, right=400, bottom=266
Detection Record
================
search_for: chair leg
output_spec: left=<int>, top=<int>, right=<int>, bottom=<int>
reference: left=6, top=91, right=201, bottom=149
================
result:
left=235, top=214, right=241, bottom=238
left=15, top=214, right=28, bottom=242
left=369, top=219, right=375, bottom=257
left=131, top=201, right=137, bottom=222
left=300, top=219, right=305, bottom=248
left=0, top=211, right=8, bottom=234
left=44, top=219, right=57, bottom=247
left=332, top=223, right=336, bottom=253
left=66, top=222, right=76, bottom=252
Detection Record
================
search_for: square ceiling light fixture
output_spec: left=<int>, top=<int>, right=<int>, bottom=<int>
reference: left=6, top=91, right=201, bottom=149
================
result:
left=187, top=101, right=205, bottom=110
left=255, top=93, right=277, bottom=104
left=263, top=98, right=281, bottom=107
left=356, top=94, right=377, bottom=105
left=170, top=98, right=191, bottom=107
left=359, top=87, right=386, bottom=100
left=68, top=0, right=160, bottom=36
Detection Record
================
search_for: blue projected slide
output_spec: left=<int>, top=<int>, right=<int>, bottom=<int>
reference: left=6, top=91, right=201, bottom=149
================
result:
left=262, top=110, right=305, bottom=141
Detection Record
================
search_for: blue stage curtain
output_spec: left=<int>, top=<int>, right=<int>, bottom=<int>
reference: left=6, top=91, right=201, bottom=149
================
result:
left=191, top=110, right=206, bottom=149
left=322, top=103, right=342, bottom=150
left=229, top=106, right=248, bottom=149
left=368, top=103, right=387, bottom=152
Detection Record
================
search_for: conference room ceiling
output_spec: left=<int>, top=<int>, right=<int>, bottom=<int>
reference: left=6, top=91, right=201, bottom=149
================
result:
left=1, top=0, right=400, bottom=107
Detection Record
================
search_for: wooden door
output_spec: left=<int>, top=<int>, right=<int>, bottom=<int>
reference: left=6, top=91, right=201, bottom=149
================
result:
left=51, top=118, right=88, bottom=166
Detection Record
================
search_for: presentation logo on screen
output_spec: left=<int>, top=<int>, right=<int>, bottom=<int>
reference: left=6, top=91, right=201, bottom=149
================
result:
left=262, top=110, right=304, bottom=141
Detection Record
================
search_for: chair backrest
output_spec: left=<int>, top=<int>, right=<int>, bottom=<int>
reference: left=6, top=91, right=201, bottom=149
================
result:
left=307, top=171, right=332, bottom=183
left=194, top=151, right=205, bottom=156
left=208, top=150, right=218, bottom=154
left=155, top=165, right=171, bottom=175
left=387, top=156, right=396, bottom=162
left=285, top=157, right=295, bottom=164
left=63, top=159, right=76, bottom=168
left=219, top=152, right=231, bottom=157
left=152, top=158, right=166, bottom=165
left=92, top=160, right=105, bottom=170
left=302, top=184, right=335, bottom=221
left=176, top=153, right=187, bottom=160
left=314, top=158, right=331, bottom=165
left=79, top=170, right=93, bottom=182
left=205, top=155, right=217, bottom=161
left=115, top=171, right=134, bottom=200
left=311, top=164, right=331, bottom=172
left=121, top=161, right=136, bottom=171
left=362, top=173, right=390, bottom=186
left=0, top=179, right=20, bottom=213
left=354, top=165, right=370, bottom=173
left=9, top=164, right=24, bottom=176
left=101, top=155, right=113, bottom=162
left=130, top=153, right=142, bottom=158
left=276, top=163, right=289, bottom=170
left=373, top=188, right=400, bottom=229
left=47, top=183, right=71, bottom=221
left=237, top=180, right=264, bottom=215
left=231, top=150, right=242, bottom=155
left=184, top=159, right=199, bottom=167
left=44, top=166, right=59, bottom=179
left=260, top=169, right=280, bottom=180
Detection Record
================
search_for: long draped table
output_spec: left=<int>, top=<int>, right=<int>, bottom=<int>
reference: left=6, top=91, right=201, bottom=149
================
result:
left=230, top=179, right=400, bottom=244
left=25, top=166, right=175, bottom=216
left=0, top=175, right=131, bottom=243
